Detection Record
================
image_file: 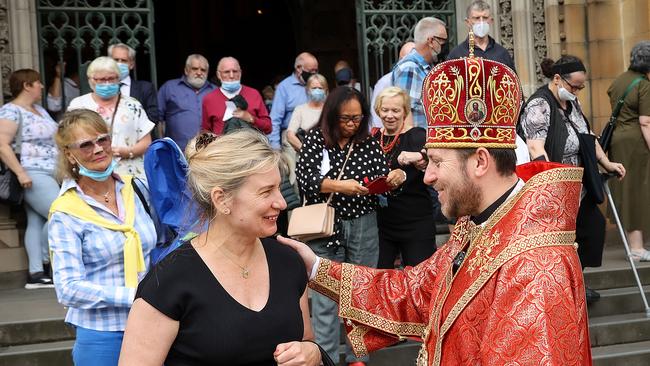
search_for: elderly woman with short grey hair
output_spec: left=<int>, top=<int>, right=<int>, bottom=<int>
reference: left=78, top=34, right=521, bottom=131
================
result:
left=67, top=56, right=154, bottom=180
left=607, top=40, right=650, bottom=261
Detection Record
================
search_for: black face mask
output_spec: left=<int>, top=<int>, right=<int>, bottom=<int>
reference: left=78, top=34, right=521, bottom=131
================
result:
left=301, top=71, right=315, bottom=84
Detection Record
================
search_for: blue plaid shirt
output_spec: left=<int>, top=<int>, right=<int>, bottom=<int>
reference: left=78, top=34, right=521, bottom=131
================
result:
left=49, top=176, right=156, bottom=331
left=392, top=49, right=432, bottom=129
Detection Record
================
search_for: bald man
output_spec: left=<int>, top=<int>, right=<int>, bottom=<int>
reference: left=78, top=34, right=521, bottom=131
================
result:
left=370, top=42, right=416, bottom=128
left=202, top=56, right=272, bottom=136
left=269, top=52, right=319, bottom=150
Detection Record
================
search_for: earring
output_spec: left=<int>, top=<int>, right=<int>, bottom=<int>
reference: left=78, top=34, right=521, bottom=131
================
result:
left=72, top=166, right=77, bottom=173
left=223, top=208, right=231, bottom=215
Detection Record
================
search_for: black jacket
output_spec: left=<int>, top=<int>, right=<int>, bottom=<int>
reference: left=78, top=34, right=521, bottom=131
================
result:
left=130, top=79, right=160, bottom=122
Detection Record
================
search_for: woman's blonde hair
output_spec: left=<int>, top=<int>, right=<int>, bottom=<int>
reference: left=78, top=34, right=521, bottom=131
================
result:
left=86, top=56, right=120, bottom=87
left=306, top=73, right=329, bottom=92
left=186, top=129, right=281, bottom=220
left=373, top=86, right=411, bottom=118
left=54, top=109, right=109, bottom=182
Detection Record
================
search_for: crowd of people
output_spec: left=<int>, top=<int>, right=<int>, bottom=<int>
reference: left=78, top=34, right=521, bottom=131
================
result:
left=0, top=0, right=649, bottom=365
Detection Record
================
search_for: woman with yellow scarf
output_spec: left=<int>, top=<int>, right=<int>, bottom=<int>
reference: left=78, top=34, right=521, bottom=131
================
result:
left=48, top=109, right=156, bottom=366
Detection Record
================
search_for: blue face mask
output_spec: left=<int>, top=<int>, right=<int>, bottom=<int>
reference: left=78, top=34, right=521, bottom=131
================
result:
left=95, top=83, right=120, bottom=99
left=309, top=88, right=326, bottom=102
left=221, top=80, right=241, bottom=93
left=117, top=63, right=130, bottom=80
left=77, top=158, right=118, bottom=182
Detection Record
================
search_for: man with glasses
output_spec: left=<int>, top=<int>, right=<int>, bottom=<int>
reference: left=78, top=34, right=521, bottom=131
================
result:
left=157, top=54, right=216, bottom=151
left=447, top=0, right=515, bottom=71
left=392, top=17, right=447, bottom=129
left=201, top=57, right=271, bottom=136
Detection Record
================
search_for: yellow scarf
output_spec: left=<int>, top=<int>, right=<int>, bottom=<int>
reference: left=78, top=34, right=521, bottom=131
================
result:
left=49, top=175, right=146, bottom=288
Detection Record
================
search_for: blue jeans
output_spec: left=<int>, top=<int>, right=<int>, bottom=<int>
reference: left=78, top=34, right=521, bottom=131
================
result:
left=23, top=169, right=59, bottom=274
left=72, top=327, right=124, bottom=366
left=308, top=211, right=379, bottom=363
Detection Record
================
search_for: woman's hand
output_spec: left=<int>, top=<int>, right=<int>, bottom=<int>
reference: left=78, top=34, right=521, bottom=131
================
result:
left=274, top=341, right=320, bottom=366
left=337, top=179, right=369, bottom=196
left=16, top=171, right=32, bottom=189
left=603, top=161, right=626, bottom=180
left=276, top=235, right=318, bottom=276
left=386, top=169, right=406, bottom=188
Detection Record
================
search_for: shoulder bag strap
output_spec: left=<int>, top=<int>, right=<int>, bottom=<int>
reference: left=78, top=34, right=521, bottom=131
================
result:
left=609, top=76, right=644, bottom=124
left=325, top=142, right=355, bottom=205
left=109, top=92, right=122, bottom=134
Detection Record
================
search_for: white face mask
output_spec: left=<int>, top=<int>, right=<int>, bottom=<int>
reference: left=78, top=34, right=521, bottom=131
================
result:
left=558, top=86, right=577, bottom=102
left=472, top=21, right=490, bottom=38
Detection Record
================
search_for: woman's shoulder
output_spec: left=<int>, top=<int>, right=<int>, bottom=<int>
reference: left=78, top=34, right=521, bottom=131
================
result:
left=150, top=241, right=198, bottom=274
left=68, top=93, right=94, bottom=109
left=0, top=103, right=19, bottom=120
left=121, top=95, right=145, bottom=110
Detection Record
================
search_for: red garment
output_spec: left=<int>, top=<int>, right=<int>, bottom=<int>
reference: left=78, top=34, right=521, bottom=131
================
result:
left=201, top=86, right=272, bottom=135
left=310, top=163, right=592, bottom=366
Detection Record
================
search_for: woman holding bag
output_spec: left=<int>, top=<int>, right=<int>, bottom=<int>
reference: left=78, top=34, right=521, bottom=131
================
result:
left=295, top=86, right=403, bottom=365
left=520, top=55, right=625, bottom=302
left=0, top=69, right=59, bottom=288
left=607, top=41, right=650, bottom=261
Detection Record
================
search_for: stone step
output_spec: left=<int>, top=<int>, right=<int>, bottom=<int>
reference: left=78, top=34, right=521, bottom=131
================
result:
left=585, top=261, right=650, bottom=291
left=586, top=285, right=650, bottom=318
left=0, top=340, right=73, bottom=366
left=592, top=340, right=650, bottom=366
left=0, top=319, right=75, bottom=347
left=589, top=312, right=650, bottom=347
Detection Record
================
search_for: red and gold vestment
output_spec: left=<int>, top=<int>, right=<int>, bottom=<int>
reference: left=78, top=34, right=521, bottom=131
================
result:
left=310, top=163, right=592, bottom=365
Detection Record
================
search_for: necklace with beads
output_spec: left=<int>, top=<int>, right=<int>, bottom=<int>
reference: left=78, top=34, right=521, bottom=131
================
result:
left=379, top=123, right=405, bottom=154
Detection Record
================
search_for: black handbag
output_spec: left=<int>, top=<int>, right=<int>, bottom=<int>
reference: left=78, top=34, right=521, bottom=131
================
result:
left=0, top=110, right=24, bottom=205
left=599, top=75, right=644, bottom=153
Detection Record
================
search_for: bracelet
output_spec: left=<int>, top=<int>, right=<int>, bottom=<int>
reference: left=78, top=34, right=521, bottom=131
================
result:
left=128, top=149, right=134, bottom=159
left=401, top=170, right=407, bottom=182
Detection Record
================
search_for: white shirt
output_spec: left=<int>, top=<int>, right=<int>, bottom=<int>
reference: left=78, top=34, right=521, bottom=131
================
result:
left=120, top=76, right=132, bottom=97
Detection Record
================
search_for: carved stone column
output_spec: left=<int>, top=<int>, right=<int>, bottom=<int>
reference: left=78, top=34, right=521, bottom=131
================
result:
left=8, top=0, right=38, bottom=70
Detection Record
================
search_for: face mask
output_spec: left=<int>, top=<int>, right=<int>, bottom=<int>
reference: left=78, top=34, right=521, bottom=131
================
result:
left=301, top=71, right=315, bottom=85
left=472, top=21, right=490, bottom=38
left=221, top=80, right=241, bottom=93
left=309, top=88, right=326, bottom=102
left=77, top=158, right=118, bottom=182
left=117, top=63, right=130, bottom=80
left=558, top=86, right=577, bottom=102
left=186, top=76, right=207, bottom=89
left=95, top=83, right=120, bottom=99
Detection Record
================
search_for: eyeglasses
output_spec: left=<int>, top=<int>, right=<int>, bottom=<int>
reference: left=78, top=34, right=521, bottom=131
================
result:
left=561, top=77, right=585, bottom=92
left=91, top=76, right=119, bottom=84
left=339, top=114, right=364, bottom=124
left=431, top=35, right=447, bottom=46
left=67, top=134, right=112, bottom=154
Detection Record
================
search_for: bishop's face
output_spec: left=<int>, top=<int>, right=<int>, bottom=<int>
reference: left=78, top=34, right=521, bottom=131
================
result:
left=423, top=148, right=482, bottom=219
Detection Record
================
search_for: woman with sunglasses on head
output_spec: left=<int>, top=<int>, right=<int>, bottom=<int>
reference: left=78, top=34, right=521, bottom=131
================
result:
left=68, top=56, right=154, bottom=181
left=296, top=86, right=403, bottom=366
left=0, top=69, right=60, bottom=288
left=48, top=109, right=156, bottom=366
left=520, top=55, right=625, bottom=303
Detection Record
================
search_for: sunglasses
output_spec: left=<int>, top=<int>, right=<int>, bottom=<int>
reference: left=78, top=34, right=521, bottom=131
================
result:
left=67, top=134, right=112, bottom=154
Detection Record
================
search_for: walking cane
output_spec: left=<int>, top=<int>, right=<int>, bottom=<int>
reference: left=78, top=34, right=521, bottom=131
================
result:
left=602, top=172, right=650, bottom=316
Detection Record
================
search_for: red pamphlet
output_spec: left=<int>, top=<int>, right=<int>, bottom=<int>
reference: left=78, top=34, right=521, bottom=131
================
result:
left=363, top=176, right=392, bottom=195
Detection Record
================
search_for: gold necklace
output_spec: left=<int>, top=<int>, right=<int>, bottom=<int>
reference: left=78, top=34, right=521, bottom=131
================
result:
left=218, top=242, right=258, bottom=279
left=81, top=183, right=112, bottom=203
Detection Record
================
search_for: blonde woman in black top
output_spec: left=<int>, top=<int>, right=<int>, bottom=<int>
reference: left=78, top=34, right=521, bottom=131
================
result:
left=372, top=87, right=436, bottom=269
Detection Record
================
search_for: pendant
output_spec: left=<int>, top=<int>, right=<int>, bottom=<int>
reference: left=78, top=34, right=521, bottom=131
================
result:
left=242, top=268, right=249, bottom=279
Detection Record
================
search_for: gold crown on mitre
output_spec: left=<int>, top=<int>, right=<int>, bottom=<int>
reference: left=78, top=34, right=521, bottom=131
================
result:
left=422, top=31, right=522, bottom=149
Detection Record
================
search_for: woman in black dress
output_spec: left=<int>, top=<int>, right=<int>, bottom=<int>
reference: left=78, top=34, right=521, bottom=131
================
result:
left=372, top=87, right=436, bottom=268
left=118, top=129, right=320, bottom=366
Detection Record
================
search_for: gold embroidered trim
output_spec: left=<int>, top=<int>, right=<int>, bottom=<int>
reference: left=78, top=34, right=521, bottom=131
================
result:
left=308, top=258, right=340, bottom=301
left=338, top=263, right=427, bottom=340
left=346, top=323, right=370, bottom=356
left=424, top=142, right=517, bottom=149
left=439, top=231, right=576, bottom=339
